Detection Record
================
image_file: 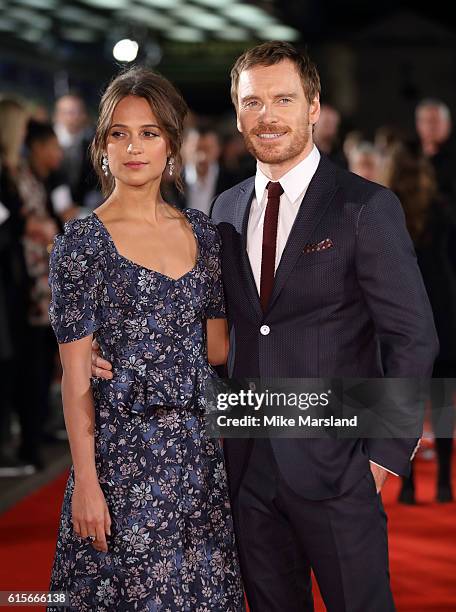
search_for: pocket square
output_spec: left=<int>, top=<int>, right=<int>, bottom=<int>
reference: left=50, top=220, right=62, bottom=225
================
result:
left=303, top=238, right=334, bottom=253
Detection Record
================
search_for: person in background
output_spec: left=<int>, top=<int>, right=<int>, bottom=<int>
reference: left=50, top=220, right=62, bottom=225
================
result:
left=348, top=141, right=381, bottom=182
left=313, top=102, right=346, bottom=166
left=415, top=98, right=456, bottom=206
left=0, top=98, right=36, bottom=476
left=53, top=93, right=101, bottom=209
left=16, top=120, right=76, bottom=458
left=342, top=129, right=363, bottom=163
left=24, top=120, right=79, bottom=225
left=173, top=126, right=239, bottom=214
left=383, top=140, right=456, bottom=503
left=221, top=130, right=256, bottom=181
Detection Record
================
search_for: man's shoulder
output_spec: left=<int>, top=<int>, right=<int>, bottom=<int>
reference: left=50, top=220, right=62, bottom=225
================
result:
left=211, top=176, right=255, bottom=222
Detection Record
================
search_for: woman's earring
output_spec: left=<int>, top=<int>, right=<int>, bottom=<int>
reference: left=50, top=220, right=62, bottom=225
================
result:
left=102, top=155, right=109, bottom=176
left=168, top=157, right=175, bottom=177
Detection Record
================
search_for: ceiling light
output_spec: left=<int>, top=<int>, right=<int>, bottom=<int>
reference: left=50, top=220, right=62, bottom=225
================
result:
left=14, top=0, right=56, bottom=8
left=177, top=7, right=226, bottom=31
left=216, top=26, right=249, bottom=41
left=58, top=6, right=108, bottom=28
left=113, top=38, right=139, bottom=61
left=167, top=26, right=205, bottom=43
left=8, top=8, right=51, bottom=29
left=120, top=6, right=173, bottom=29
left=61, top=27, right=100, bottom=43
left=222, top=4, right=276, bottom=27
left=139, top=0, right=181, bottom=8
left=0, top=18, right=17, bottom=31
left=81, top=0, right=128, bottom=9
left=257, top=24, right=300, bottom=41
left=193, top=0, right=228, bottom=7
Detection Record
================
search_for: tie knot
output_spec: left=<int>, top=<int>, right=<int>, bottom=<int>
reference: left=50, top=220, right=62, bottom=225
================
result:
left=267, top=181, right=284, bottom=199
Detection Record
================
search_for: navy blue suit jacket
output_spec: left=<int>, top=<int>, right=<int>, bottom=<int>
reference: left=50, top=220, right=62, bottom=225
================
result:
left=211, top=154, right=439, bottom=500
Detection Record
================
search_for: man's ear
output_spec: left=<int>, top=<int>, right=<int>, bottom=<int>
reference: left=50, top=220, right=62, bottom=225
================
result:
left=309, top=96, right=320, bottom=126
left=236, top=112, right=243, bottom=134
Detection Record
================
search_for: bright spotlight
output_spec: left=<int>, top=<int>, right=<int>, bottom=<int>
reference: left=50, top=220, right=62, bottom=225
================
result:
left=113, top=39, right=139, bottom=62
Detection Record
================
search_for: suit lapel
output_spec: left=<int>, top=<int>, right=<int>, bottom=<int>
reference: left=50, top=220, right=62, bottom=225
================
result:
left=267, top=155, right=339, bottom=313
left=234, top=180, right=263, bottom=318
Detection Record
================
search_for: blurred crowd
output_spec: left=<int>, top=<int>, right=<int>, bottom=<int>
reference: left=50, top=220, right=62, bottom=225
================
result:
left=0, top=91, right=454, bottom=502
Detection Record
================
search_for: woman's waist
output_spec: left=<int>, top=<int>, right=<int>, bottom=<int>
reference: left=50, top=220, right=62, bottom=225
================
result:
left=92, top=358, right=218, bottom=414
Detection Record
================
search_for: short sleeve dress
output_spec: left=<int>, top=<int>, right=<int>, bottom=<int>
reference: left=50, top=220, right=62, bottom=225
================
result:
left=47, top=209, right=244, bottom=612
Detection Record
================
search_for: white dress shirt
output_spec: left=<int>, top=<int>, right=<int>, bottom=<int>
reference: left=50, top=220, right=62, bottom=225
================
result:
left=186, top=162, right=219, bottom=216
left=247, top=145, right=320, bottom=293
left=246, top=144, right=398, bottom=479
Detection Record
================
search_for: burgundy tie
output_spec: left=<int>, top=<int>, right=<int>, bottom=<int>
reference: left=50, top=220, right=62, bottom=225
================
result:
left=260, top=181, right=284, bottom=311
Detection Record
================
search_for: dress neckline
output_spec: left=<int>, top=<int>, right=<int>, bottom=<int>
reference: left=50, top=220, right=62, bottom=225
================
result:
left=91, top=208, right=200, bottom=282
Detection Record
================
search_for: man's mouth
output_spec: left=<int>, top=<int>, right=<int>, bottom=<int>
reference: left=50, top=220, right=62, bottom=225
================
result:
left=256, top=132, right=286, bottom=140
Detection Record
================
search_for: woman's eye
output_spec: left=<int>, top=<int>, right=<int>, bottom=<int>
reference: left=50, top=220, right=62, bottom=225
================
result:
left=111, top=131, right=124, bottom=138
left=143, top=131, right=158, bottom=138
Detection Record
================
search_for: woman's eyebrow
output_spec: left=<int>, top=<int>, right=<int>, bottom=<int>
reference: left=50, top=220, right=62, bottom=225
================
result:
left=110, top=123, right=161, bottom=129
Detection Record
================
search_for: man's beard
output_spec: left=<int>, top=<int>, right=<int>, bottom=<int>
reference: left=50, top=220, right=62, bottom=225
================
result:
left=241, top=121, right=311, bottom=165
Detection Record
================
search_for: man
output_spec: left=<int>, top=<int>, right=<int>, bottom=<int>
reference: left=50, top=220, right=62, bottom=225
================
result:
left=415, top=98, right=456, bottom=205
left=92, top=43, right=438, bottom=610
left=54, top=93, right=101, bottom=209
left=348, top=141, right=381, bottom=182
left=170, top=127, right=239, bottom=214
left=312, top=102, right=346, bottom=167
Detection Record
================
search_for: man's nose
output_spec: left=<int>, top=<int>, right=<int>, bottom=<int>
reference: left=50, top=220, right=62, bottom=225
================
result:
left=259, top=103, right=279, bottom=123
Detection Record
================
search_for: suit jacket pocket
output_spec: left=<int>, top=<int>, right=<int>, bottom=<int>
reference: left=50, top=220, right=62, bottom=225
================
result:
left=298, top=248, right=336, bottom=266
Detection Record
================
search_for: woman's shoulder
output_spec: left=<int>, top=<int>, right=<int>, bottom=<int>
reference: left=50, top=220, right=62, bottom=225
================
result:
left=184, top=208, right=221, bottom=246
left=51, top=213, right=106, bottom=265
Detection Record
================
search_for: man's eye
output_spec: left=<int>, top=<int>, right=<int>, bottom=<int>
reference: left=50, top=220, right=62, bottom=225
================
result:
left=244, top=101, right=259, bottom=109
left=279, top=98, right=292, bottom=104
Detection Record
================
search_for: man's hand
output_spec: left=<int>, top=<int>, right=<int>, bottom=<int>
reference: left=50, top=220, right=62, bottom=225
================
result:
left=370, top=462, right=389, bottom=493
left=91, top=339, right=113, bottom=379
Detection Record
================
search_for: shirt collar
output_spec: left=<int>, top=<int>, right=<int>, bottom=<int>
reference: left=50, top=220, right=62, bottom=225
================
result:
left=254, top=144, right=321, bottom=206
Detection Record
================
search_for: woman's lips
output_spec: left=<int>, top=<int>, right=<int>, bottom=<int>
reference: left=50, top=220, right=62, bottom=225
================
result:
left=124, top=161, right=148, bottom=168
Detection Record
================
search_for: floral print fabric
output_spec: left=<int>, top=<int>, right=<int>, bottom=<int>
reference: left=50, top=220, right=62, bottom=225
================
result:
left=47, top=209, right=244, bottom=611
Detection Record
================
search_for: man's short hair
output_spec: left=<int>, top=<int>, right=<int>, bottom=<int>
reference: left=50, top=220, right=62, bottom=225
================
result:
left=415, top=98, right=451, bottom=121
left=230, top=41, right=321, bottom=109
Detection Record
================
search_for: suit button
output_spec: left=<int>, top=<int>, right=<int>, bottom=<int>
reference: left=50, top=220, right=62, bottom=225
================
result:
left=260, top=325, right=270, bottom=336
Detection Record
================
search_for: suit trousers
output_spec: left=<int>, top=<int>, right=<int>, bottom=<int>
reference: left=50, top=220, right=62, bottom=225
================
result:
left=232, top=438, right=396, bottom=612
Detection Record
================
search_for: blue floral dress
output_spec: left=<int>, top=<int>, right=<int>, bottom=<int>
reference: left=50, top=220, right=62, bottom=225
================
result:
left=47, top=209, right=244, bottom=612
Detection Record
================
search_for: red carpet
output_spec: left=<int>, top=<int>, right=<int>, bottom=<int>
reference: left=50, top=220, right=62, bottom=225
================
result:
left=1, top=450, right=455, bottom=611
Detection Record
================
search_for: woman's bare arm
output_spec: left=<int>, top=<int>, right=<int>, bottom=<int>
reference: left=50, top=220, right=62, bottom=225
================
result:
left=59, top=335, right=111, bottom=552
left=206, top=318, right=229, bottom=366
left=91, top=318, right=229, bottom=373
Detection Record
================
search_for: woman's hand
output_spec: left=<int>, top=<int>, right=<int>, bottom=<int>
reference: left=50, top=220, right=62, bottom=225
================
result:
left=72, top=478, right=111, bottom=553
left=91, top=339, right=113, bottom=379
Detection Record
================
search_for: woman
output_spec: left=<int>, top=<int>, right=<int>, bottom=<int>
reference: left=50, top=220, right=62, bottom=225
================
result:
left=48, top=67, right=244, bottom=610
left=383, top=140, right=456, bottom=504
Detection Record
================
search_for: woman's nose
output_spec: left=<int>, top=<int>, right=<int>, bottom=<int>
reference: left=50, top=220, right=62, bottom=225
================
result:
left=127, top=141, right=143, bottom=154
